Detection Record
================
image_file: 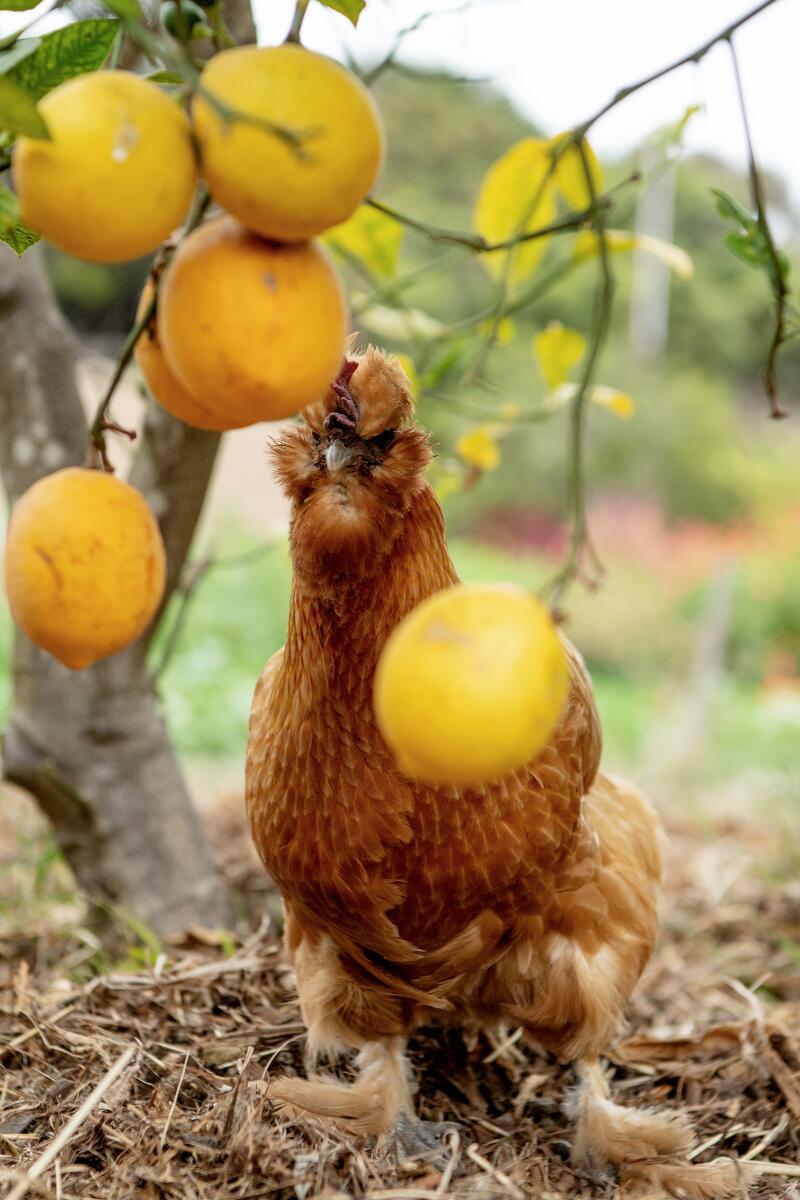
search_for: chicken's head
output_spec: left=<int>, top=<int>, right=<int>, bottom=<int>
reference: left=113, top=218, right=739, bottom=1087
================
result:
left=270, top=346, right=432, bottom=587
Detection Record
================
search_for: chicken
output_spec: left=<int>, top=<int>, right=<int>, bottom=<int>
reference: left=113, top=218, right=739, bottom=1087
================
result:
left=245, top=348, right=707, bottom=1184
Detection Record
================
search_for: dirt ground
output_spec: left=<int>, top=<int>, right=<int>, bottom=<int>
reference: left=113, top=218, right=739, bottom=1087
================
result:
left=1, top=786, right=800, bottom=1200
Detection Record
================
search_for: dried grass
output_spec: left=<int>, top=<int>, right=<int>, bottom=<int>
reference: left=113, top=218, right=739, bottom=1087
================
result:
left=1, top=800, right=799, bottom=1200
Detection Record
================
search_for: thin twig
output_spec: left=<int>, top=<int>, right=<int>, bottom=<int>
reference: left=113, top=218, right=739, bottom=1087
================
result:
left=4, top=1044, right=137, bottom=1200
left=727, top=37, right=789, bottom=419
left=464, top=1144, right=524, bottom=1200
left=366, top=192, right=610, bottom=255
left=155, top=541, right=279, bottom=678
left=86, top=188, right=211, bottom=472
left=571, top=0, right=784, bottom=140
left=360, top=1, right=484, bottom=86
left=545, top=138, right=614, bottom=613
left=160, top=1051, right=190, bottom=1148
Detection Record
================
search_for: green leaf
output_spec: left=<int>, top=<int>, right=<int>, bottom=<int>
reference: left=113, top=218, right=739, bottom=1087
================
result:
left=724, top=230, right=767, bottom=269
left=101, top=0, right=141, bottom=20
left=0, top=179, right=18, bottom=229
left=7, top=20, right=118, bottom=101
left=0, top=38, right=41, bottom=74
left=0, top=73, right=49, bottom=137
left=0, top=185, right=39, bottom=253
left=145, top=69, right=184, bottom=84
left=0, top=0, right=42, bottom=11
left=315, top=0, right=365, bottom=26
left=1, top=219, right=40, bottom=254
left=711, top=187, right=756, bottom=232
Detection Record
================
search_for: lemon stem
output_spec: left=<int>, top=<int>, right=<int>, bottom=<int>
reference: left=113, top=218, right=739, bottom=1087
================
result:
left=285, top=0, right=311, bottom=44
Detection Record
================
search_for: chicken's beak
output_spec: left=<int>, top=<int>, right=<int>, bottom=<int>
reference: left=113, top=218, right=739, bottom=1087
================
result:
left=326, top=440, right=355, bottom=473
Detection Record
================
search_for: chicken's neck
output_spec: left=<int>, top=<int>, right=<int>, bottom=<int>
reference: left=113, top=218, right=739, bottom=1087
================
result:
left=284, top=482, right=459, bottom=684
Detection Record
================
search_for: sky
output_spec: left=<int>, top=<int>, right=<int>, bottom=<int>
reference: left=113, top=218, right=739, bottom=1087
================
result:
left=2, top=0, right=796, bottom=210
left=254, top=0, right=799, bottom=211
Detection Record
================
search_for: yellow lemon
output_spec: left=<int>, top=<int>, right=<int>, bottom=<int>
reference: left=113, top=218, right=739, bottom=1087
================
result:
left=13, top=71, right=197, bottom=263
left=158, top=215, right=348, bottom=425
left=192, top=45, right=384, bottom=240
left=374, top=584, right=569, bottom=786
left=4, top=468, right=166, bottom=670
left=134, top=282, right=244, bottom=431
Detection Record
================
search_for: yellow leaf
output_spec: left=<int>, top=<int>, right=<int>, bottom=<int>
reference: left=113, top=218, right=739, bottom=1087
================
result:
left=457, top=426, right=501, bottom=471
left=574, top=229, right=694, bottom=280
left=474, top=137, right=557, bottom=288
left=532, top=321, right=586, bottom=390
left=554, top=382, right=635, bottom=419
left=591, top=385, right=635, bottom=418
left=394, top=353, right=418, bottom=398
left=324, top=203, right=402, bottom=277
left=478, top=316, right=516, bottom=345
left=551, top=133, right=603, bottom=209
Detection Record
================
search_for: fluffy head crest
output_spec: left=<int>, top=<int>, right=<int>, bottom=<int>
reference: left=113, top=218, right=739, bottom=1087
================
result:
left=304, top=345, right=415, bottom=439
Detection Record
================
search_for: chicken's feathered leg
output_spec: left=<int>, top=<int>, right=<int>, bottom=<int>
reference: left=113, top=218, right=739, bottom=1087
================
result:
left=568, top=1057, right=693, bottom=1167
left=270, top=1037, right=415, bottom=1138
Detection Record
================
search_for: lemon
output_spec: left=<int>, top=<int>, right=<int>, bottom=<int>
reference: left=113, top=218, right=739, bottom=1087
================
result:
left=13, top=71, right=197, bottom=263
left=158, top=215, right=348, bottom=425
left=134, top=282, right=243, bottom=431
left=374, top=584, right=569, bottom=786
left=192, top=44, right=384, bottom=240
left=4, top=468, right=166, bottom=670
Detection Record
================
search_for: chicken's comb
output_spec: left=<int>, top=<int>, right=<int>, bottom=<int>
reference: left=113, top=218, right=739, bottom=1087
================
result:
left=325, top=358, right=361, bottom=438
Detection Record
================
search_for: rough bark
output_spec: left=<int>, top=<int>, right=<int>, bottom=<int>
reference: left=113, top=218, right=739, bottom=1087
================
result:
left=0, top=250, right=232, bottom=938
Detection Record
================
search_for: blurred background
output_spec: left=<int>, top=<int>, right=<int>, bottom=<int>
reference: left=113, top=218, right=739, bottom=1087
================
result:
left=2, top=0, right=800, bottom=931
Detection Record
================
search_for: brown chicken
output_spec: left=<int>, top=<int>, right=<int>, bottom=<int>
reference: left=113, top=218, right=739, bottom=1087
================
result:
left=245, top=348, right=700, bottom=1180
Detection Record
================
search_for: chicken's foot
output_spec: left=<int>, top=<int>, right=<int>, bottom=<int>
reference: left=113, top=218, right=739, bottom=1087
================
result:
left=377, top=1113, right=460, bottom=1168
left=568, top=1057, right=694, bottom=1169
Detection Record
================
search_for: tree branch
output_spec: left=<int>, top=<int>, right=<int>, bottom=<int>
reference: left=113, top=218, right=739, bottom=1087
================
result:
left=727, top=36, right=790, bottom=419
left=571, top=0, right=783, bottom=140
left=545, top=139, right=615, bottom=614
left=366, top=181, right=628, bottom=254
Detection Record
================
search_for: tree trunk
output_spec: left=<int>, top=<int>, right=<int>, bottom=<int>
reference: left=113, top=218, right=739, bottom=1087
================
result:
left=0, top=250, right=233, bottom=938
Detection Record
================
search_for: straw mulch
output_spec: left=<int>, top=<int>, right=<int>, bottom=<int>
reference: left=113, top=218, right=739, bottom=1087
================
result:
left=1, top=800, right=799, bottom=1200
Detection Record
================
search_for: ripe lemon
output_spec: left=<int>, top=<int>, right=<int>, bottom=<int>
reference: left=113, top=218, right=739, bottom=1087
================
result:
left=13, top=71, right=197, bottom=263
left=134, top=282, right=243, bottom=431
left=192, top=45, right=384, bottom=240
left=374, top=584, right=569, bottom=786
left=4, top=468, right=166, bottom=670
left=158, top=215, right=348, bottom=425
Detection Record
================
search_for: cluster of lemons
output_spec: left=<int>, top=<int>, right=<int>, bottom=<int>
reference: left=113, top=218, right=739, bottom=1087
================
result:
left=5, top=45, right=570, bottom=785
left=5, top=45, right=382, bottom=669
left=13, top=44, right=384, bottom=429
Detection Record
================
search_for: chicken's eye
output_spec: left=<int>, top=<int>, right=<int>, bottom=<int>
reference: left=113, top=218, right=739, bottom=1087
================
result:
left=368, top=430, right=396, bottom=453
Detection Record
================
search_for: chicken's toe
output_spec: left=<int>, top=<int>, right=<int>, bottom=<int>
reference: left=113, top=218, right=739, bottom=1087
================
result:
left=377, top=1113, right=460, bottom=1167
